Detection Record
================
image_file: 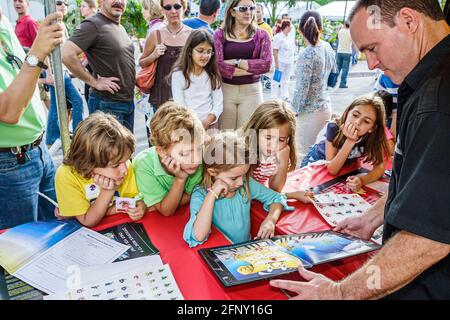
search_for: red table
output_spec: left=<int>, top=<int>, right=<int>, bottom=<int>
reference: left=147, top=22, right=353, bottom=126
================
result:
left=250, top=161, right=389, bottom=282
left=93, top=206, right=289, bottom=300
left=93, top=161, right=390, bottom=299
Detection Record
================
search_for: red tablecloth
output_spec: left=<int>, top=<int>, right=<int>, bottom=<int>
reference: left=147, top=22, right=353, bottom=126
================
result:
left=250, top=162, right=387, bottom=282
left=92, top=206, right=290, bottom=300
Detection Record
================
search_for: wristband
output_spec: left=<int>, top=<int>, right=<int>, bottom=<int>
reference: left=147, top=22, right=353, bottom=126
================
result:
left=208, top=189, right=219, bottom=199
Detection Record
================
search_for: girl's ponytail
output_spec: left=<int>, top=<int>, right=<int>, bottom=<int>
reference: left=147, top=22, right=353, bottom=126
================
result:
left=299, top=11, right=323, bottom=46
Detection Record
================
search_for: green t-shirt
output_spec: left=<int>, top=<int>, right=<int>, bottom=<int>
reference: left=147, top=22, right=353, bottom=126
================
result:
left=0, top=15, right=46, bottom=147
left=132, top=147, right=203, bottom=207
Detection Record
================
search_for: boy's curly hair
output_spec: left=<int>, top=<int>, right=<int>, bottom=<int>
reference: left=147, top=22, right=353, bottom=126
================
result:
left=63, top=112, right=136, bottom=179
left=149, top=101, right=205, bottom=149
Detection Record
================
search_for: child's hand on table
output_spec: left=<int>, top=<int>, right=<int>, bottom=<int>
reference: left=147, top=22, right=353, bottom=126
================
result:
left=291, top=190, right=314, bottom=203
left=346, top=176, right=363, bottom=192
left=257, top=218, right=276, bottom=239
left=127, top=200, right=147, bottom=221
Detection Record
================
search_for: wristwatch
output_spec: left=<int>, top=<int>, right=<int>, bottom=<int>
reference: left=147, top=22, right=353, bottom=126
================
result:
left=25, top=54, right=48, bottom=70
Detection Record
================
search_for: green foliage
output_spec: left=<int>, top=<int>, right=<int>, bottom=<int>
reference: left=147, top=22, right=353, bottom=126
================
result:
left=64, top=0, right=83, bottom=36
left=121, top=0, right=148, bottom=39
left=63, top=0, right=148, bottom=39
left=259, top=0, right=297, bottom=25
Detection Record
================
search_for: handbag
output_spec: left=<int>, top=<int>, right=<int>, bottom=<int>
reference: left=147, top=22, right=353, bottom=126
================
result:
left=136, top=30, right=161, bottom=94
left=327, top=59, right=339, bottom=88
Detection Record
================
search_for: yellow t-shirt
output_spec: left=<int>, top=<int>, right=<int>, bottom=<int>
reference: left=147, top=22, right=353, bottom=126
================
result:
left=258, top=21, right=273, bottom=40
left=55, top=162, right=139, bottom=217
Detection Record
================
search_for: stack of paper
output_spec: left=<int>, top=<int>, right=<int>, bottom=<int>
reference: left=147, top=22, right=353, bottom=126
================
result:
left=45, top=256, right=183, bottom=300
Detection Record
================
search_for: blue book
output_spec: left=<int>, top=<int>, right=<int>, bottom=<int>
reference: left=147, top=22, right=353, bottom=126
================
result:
left=273, top=69, right=282, bottom=83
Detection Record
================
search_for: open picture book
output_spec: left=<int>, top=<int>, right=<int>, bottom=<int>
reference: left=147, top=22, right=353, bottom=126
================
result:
left=199, top=231, right=380, bottom=287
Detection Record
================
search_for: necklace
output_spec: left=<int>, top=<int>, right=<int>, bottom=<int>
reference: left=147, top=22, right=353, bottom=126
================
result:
left=167, top=24, right=183, bottom=38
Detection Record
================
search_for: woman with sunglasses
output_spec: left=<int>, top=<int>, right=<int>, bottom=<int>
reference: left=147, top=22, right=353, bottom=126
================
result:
left=139, top=0, right=192, bottom=113
left=213, top=0, right=271, bottom=130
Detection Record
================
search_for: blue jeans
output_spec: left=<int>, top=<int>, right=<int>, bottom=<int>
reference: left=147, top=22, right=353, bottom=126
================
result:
left=0, top=142, right=57, bottom=229
left=88, top=92, right=135, bottom=132
left=300, top=144, right=321, bottom=168
left=46, top=71, right=84, bottom=145
left=336, top=53, right=352, bottom=87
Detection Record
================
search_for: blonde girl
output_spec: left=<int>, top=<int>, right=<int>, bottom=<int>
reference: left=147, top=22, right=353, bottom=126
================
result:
left=183, top=131, right=293, bottom=247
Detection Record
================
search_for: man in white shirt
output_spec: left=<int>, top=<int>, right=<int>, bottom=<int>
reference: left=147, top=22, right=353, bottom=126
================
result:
left=282, top=13, right=296, bottom=44
left=336, top=21, right=353, bottom=88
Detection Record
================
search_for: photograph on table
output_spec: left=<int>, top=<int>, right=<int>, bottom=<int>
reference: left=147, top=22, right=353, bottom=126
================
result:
left=99, top=222, right=160, bottom=262
left=273, top=231, right=379, bottom=266
left=199, top=231, right=380, bottom=287
left=311, top=168, right=389, bottom=205
left=312, top=193, right=372, bottom=227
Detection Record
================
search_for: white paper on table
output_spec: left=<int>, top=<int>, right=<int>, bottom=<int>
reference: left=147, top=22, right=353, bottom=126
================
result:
left=76, top=255, right=163, bottom=285
left=143, top=264, right=184, bottom=300
left=13, top=227, right=130, bottom=294
left=46, top=263, right=183, bottom=300
left=313, top=193, right=372, bottom=227
left=45, top=267, right=153, bottom=300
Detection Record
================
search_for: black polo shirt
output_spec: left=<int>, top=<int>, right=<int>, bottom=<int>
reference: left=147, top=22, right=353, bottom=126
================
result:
left=382, top=35, right=450, bottom=299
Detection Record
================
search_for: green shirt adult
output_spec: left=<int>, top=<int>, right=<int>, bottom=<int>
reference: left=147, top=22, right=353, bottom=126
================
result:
left=133, top=147, right=203, bottom=207
left=0, top=15, right=46, bottom=148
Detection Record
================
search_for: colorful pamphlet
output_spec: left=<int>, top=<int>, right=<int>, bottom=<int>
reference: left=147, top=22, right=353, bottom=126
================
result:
left=0, top=220, right=129, bottom=294
left=199, top=231, right=379, bottom=287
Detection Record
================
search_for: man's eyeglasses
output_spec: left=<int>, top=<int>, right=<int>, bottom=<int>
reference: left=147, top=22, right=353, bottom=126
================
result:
left=162, top=3, right=182, bottom=11
left=193, top=48, right=214, bottom=56
left=6, top=53, right=23, bottom=70
left=56, top=1, right=68, bottom=6
left=233, top=5, right=256, bottom=13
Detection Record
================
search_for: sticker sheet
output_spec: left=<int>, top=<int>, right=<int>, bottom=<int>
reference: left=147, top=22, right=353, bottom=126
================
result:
left=312, top=193, right=372, bottom=227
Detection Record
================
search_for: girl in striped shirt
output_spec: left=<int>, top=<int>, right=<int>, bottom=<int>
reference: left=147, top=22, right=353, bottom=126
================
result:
left=242, top=100, right=312, bottom=203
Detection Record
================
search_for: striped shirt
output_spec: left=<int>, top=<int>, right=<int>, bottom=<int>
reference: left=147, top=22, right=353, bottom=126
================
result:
left=252, top=161, right=278, bottom=184
left=373, top=74, right=400, bottom=109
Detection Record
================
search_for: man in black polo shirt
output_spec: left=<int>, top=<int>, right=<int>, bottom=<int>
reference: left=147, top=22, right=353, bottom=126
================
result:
left=270, top=0, right=450, bottom=299
left=62, top=0, right=136, bottom=132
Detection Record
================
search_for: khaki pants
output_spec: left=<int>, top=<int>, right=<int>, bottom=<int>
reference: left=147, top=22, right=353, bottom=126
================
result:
left=220, top=82, right=263, bottom=130
left=295, top=108, right=331, bottom=165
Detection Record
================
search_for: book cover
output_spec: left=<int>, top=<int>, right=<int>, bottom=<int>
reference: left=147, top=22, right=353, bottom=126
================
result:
left=199, top=231, right=379, bottom=287
left=100, top=222, right=159, bottom=262
left=0, top=220, right=130, bottom=294
left=272, top=69, right=282, bottom=83
left=0, top=267, right=44, bottom=300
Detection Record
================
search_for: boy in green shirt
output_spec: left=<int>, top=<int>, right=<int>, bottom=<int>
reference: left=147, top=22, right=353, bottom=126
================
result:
left=133, top=102, right=205, bottom=216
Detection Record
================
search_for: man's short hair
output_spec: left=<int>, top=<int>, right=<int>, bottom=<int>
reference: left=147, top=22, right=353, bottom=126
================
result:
left=200, top=0, right=221, bottom=16
left=349, top=0, right=445, bottom=27
left=282, top=13, right=289, bottom=19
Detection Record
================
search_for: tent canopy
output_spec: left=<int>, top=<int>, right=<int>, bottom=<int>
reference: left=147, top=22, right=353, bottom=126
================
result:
left=317, top=0, right=357, bottom=21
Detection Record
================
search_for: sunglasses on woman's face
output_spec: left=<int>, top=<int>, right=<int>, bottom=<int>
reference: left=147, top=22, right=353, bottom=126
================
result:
left=162, top=3, right=182, bottom=11
left=56, top=1, right=68, bottom=6
left=233, top=5, right=256, bottom=13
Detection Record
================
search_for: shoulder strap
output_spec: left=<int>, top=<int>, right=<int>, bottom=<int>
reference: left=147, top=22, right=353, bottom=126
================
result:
left=156, top=29, right=162, bottom=45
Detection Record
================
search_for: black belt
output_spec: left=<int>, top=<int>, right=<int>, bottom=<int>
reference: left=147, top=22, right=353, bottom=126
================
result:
left=0, top=132, right=44, bottom=154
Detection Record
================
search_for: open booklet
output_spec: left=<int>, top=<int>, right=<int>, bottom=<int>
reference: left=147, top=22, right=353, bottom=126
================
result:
left=0, top=221, right=160, bottom=299
left=0, top=220, right=129, bottom=295
left=199, top=231, right=380, bottom=287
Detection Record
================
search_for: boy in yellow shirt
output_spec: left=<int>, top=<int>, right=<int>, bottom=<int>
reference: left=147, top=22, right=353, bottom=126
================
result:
left=55, top=113, right=147, bottom=227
